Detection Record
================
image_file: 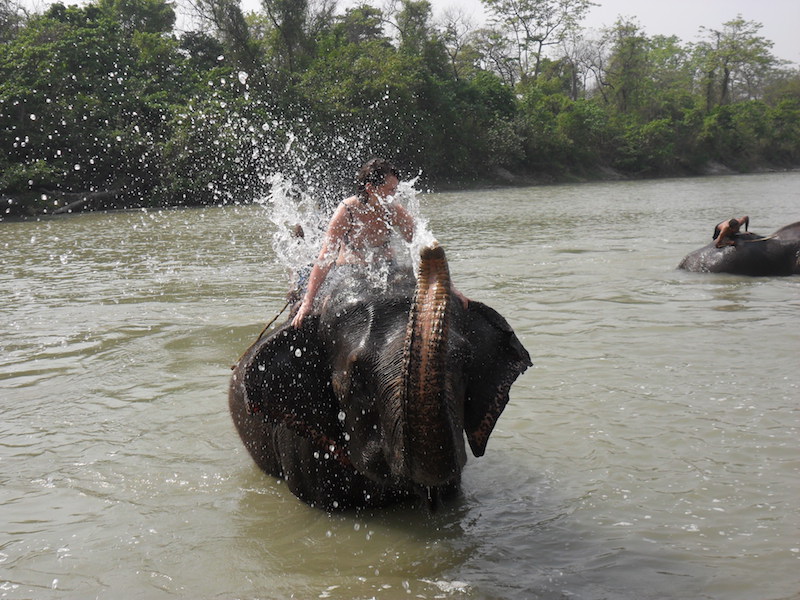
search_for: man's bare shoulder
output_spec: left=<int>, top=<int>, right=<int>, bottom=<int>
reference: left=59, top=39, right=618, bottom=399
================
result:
left=325, top=197, right=358, bottom=234
left=332, top=196, right=359, bottom=217
left=341, top=195, right=359, bottom=208
left=391, top=201, right=414, bottom=222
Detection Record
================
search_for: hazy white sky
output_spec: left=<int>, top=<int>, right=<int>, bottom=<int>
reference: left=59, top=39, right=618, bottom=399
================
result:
left=21, top=0, right=800, bottom=64
left=422, top=0, right=800, bottom=63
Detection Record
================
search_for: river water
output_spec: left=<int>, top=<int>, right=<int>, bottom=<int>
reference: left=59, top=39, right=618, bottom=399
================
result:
left=1, top=172, right=798, bottom=600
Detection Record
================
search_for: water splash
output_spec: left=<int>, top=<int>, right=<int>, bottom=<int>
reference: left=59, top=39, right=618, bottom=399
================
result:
left=398, top=177, right=437, bottom=264
left=261, top=171, right=329, bottom=282
left=259, top=171, right=436, bottom=294
left=217, top=80, right=441, bottom=295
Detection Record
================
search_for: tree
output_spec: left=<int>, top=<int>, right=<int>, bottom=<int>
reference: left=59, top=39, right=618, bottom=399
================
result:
left=0, top=0, right=26, bottom=43
left=395, top=0, right=432, bottom=54
left=396, top=0, right=451, bottom=79
left=0, top=0, right=208, bottom=211
left=439, top=6, right=479, bottom=81
left=592, top=19, right=695, bottom=120
left=97, top=0, right=175, bottom=33
left=1, top=4, right=136, bottom=203
left=196, top=0, right=267, bottom=86
left=179, top=30, right=226, bottom=72
left=601, top=18, right=650, bottom=115
left=646, top=34, right=694, bottom=117
left=336, top=4, right=384, bottom=44
left=695, top=15, right=778, bottom=109
left=471, top=26, right=518, bottom=87
left=480, top=0, right=595, bottom=84
left=258, top=0, right=335, bottom=73
left=557, top=28, right=595, bottom=100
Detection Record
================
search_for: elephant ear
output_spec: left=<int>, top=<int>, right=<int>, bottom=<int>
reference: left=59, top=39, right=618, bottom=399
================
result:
left=237, top=317, right=345, bottom=452
left=460, top=301, right=532, bottom=457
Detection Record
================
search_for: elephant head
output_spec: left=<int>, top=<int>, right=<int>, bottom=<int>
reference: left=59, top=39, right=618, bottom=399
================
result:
left=229, top=244, right=532, bottom=510
left=678, top=221, right=800, bottom=276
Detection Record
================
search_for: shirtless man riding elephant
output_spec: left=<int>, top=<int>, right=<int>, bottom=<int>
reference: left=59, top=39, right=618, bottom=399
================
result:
left=292, top=158, right=466, bottom=327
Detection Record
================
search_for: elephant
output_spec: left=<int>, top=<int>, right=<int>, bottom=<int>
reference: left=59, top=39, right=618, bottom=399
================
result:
left=678, top=221, right=800, bottom=276
left=229, top=244, right=532, bottom=510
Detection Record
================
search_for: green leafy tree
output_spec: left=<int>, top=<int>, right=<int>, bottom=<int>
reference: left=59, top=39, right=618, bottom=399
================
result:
left=394, top=0, right=451, bottom=78
left=481, top=0, right=595, bottom=84
left=762, top=67, right=800, bottom=106
left=0, top=0, right=26, bottom=43
left=765, top=98, right=800, bottom=164
left=600, top=18, right=651, bottom=116
left=3, top=0, right=797, bottom=216
left=335, top=3, right=384, bottom=44
left=470, top=26, right=518, bottom=87
left=646, top=34, right=695, bottom=118
left=395, top=0, right=432, bottom=54
left=97, top=0, right=175, bottom=33
left=612, top=118, right=676, bottom=174
left=555, top=98, right=610, bottom=167
left=1, top=5, right=140, bottom=200
left=158, top=72, right=277, bottom=205
left=179, top=30, right=226, bottom=72
left=197, top=0, right=270, bottom=89
left=694, top=15, right=779, bottom=109
left=258, top=0, right=335, bottom=74
left=0, top=0, right=203, bottom=212
left=439, top=7, right=478, bottom=80
left=516, top=85, right=572, bottom=172
left=595, top=19, right=696, bottom=121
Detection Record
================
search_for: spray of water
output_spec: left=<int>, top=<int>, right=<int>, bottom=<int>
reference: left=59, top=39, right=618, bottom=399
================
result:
left=200, top=74, right=442, bottom=295
left=259, top=171, right=437, bottom=295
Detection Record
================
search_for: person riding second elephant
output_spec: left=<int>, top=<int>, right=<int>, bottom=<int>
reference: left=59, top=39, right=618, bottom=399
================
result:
left=713, top=215, right=750, bottom=247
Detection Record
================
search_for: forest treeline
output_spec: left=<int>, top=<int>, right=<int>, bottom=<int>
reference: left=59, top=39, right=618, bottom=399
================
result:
left=2, top=0, right=799, bottom=217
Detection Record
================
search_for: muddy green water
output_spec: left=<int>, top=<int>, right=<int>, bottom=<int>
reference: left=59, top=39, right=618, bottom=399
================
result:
left=1, top=172, right=799, bottom=599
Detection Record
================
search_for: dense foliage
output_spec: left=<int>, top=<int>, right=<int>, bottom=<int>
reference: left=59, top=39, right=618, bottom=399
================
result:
left=1, top=0, right=799, bottom=216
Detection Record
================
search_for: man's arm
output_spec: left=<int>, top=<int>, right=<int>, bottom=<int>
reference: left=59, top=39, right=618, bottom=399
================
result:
left=393, top=203, right=415, bottom=242
left=715, top=223, right=731, bottom=247
left=740, top=215, right=749, bottom=232
left=291, top=204, right=349, bottom=327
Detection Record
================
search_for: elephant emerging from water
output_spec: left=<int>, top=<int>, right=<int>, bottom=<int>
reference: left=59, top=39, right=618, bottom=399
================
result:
left=229, top=244, right=532, bottom=510
left=678, top=221, right=800, bottom=276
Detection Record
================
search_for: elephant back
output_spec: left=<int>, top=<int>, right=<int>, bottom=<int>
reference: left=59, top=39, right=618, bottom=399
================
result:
left=318, top=263, right=416, bottom=321
left=773, top=221, right=800, bottom=243
left=678, top=229, right=800, bottom=276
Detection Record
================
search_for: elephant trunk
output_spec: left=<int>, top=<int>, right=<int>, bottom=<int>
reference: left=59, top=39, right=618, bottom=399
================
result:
left=396, top=244, right=464, bottom=487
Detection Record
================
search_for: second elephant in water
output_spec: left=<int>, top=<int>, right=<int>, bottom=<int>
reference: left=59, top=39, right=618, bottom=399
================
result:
left=229, top=244, right=532, bottom=510
left=678, top=221, right=800, bottom=276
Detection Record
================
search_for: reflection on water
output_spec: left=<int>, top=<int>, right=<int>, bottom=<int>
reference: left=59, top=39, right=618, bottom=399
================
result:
left=1, top=172, right=799, bottom=599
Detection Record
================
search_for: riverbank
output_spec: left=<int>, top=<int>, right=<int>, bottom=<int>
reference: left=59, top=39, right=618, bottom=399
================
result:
left=427, top=159, right=800, bottom=192
left=3, top=160, right=799, bottom=222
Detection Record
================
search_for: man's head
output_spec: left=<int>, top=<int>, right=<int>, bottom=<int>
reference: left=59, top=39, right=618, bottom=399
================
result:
left=356, top=158, right=400, bottom=201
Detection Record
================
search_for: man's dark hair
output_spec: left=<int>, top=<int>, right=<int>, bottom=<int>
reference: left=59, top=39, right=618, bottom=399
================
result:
left=355, top=158, right=400, bottom=201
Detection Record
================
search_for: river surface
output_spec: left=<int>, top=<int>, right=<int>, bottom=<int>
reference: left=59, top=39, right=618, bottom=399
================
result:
left=1, top=172, right=799, bottom=600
